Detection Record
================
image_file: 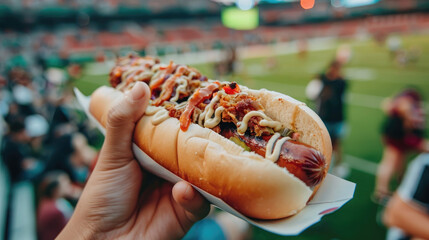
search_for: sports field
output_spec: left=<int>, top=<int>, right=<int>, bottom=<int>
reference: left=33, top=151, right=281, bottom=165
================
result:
left=74, top=34, right=429, bottom=240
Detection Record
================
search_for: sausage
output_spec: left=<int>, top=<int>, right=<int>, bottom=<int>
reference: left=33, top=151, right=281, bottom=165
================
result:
left=220, top=127, right=327, bottom=188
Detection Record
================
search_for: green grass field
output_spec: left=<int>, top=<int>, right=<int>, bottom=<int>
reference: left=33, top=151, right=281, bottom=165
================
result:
left=74, top=34, right=429, bottom=240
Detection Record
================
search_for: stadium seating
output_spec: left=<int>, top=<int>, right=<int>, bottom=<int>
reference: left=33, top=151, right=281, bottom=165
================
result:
left=0, top=139, right=36, bottom=240
left=0, top=160, right=9, bottom=240
left=9, top=181, right=36, bottom=240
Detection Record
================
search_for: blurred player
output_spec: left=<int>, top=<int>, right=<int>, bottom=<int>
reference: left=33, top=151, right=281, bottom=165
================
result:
left=306, top=60, right=348, bottom=177
left=375, top=88, right=429, bottom=201
left=383, top=153, right=429, bottom=240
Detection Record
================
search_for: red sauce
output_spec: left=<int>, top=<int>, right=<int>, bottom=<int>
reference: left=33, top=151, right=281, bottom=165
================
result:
left=223, top=82, right=240, bottom=94
left=180, top=83, right=219, bottom=131
left=109, top=66, right=123, bottom=87
left=153, top=67, right=186, bottom=106
left=149, top=61, right=174, bottom=91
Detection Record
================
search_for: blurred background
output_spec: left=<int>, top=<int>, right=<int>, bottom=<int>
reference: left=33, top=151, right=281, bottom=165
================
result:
left=1, top=0, right=429, bottom=239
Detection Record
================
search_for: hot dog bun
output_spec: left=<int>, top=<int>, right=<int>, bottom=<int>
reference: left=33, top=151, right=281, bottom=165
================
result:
left=89, top=85, right=331, bottom=220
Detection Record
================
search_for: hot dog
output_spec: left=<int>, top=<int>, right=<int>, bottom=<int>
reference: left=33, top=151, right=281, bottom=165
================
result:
left=89, top=55, right=332, bottom=219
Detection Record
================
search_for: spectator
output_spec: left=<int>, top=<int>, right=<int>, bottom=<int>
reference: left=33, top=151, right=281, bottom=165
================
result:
left=375, top=88, right=428, bottom=201
left=1, top=118, right=42, bottom=182
left=383, top=153, right=429, bottom=240
left=44, top=132, right=96, bottom=185
left=37, top=171, right=75, bottom=240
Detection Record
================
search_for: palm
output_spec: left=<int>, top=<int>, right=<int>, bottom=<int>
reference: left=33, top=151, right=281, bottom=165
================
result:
left=80, top=160, right=199, bottom=240
left=126, top=180, right=193, bottom=239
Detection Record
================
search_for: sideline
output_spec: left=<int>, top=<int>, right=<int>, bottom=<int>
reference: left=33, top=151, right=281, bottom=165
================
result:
left=85, top=37, right=339, bottom=76
left=344, top=155, right=378, bottom=175
left=250, top=80, right=386, bottom=109
left=250, top=80, right=429, bottom=110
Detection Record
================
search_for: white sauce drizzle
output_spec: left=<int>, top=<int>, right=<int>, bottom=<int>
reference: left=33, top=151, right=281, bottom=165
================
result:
left=152, top=109, right=170, bottom=125
left=151, top=63, right=167, bottom=72
left=122, top=66, right=145, bottom=82
left=265, top=133, right=290, bottom=162
left=198, top=91, right=225, bottom=127
left=133, top=71, right=153, bottom=82
left=117, top=59, right=292, bottom=163
left=204, top=106, right=225, bottom=128
left=237, top=111, right=283, bottom=135
left=145, top=105, right=163, bottom=116
left=170, top=77, right=188, bottom=102
left=260, top=119, right=284, bottom=132
left=175, top=101, right=187, bottom=110
left=188, top=71, right=197, bottom=80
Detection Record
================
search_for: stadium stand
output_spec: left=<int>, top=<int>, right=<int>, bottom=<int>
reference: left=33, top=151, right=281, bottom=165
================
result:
left=0, top=156, right=9, bottom=240
left=1, top=137, right=37, bottom=240
left=9, top=182, right=36, bottom=240
left=3, top=12, right=428, bottom=70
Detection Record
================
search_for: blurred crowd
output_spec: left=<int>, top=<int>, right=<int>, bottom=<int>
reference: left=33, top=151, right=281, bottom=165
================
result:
left=305, top=40, right=429, bottom=240
left=0, top=5, right=428, bottom=238
left=1, top=13, right=428, bottom=74
left=0, top=0, right=215, bottom=12
left=0, top=42, right=103, bottom=239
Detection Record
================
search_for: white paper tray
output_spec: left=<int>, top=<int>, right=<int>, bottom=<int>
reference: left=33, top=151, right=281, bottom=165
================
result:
left=75, top=88, right=355, bottom=236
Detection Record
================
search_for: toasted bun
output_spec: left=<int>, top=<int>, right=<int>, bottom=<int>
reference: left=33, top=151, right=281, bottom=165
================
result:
left=89, top=85, right=331, bottom=219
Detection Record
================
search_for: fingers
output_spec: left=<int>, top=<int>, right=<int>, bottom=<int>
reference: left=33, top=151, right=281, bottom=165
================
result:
left=172, top=181, right=210, bottom=223
left=100, top=82, right=150, bottom=167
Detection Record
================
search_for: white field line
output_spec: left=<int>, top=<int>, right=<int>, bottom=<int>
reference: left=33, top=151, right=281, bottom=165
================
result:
left=345, top=154, right=378, bottom=175
left=253, top=80, right=429, bottom=110
left=254, top=80, right=386, bottom=109
left=85, top=37, right=339, bottom=76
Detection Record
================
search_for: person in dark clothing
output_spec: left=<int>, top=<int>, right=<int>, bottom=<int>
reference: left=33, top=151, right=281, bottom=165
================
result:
left=308, top=60, right=348, bottom=177
left=375, top=89, right=428, bottom=201
left=1, top=119, right=33, bottom=182
left=43, top=134, right=77, bottom=182
left=43, top=132, right=96, bottom=185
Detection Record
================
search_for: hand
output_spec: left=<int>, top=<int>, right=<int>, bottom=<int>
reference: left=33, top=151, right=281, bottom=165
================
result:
left=58, top=82, right=210, bottom=240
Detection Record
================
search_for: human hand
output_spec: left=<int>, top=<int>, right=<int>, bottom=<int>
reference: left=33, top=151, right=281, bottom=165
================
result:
left=58, top=82, right=210, bottom=240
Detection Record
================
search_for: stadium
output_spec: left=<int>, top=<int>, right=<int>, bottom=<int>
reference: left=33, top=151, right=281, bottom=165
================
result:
left=1, top=0, right=429, bottom=239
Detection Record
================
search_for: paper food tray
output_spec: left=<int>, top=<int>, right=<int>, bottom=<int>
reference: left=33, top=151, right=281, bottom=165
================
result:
left=74, top=88, right=355, bottom=236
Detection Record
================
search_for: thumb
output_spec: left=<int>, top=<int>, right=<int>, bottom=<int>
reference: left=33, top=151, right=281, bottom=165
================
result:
left=100, top=82, right=150, bottom=168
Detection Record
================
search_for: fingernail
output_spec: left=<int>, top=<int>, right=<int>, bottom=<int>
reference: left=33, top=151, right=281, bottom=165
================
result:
left=129, top=82, right=146, bottom=101
left=183, top=184, right=195, bottom=201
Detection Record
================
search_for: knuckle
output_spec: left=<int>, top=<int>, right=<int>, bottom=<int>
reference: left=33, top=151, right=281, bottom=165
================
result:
left=106, top=104, right=127, bottom=128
